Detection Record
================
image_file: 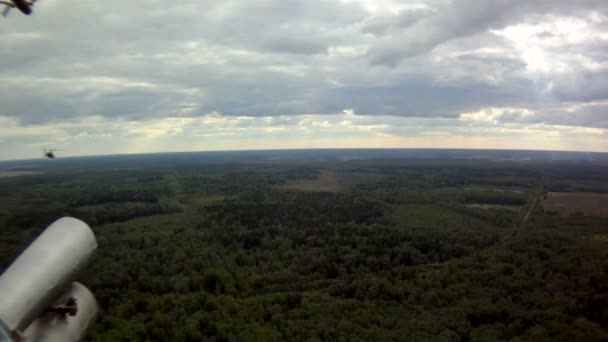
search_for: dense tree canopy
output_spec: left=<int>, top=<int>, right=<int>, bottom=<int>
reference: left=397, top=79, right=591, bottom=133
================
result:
left=0, top=155, right=607, bottom=341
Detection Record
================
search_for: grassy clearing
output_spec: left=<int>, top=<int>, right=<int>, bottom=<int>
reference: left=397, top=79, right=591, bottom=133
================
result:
left=591, top=234, right=608, bottom=243
left=542, top=192, right=608, bottom=218
left=0, top=171, right=42, bottom=178
left=466, top=203, right=521, bottom=212
left=187, top=195, right=227, bottom=206
left=391, top=204, right=508, bottom=234
left=278, top=170, right=342, bottom=192
left=279, top=170, right=386, bottom=193
left=464, top=186, right=525, bottom=194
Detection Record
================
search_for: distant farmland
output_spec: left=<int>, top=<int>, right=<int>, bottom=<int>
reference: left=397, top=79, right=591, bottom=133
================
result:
left=0, top=171, right=42, bottom=178
left=279, top=170, right=342, bottom=192
left=466, top=203, right=521, bottom=212
left=542, top=192, right=608, bottom=218
left=279, top=169, right=386, bottom=193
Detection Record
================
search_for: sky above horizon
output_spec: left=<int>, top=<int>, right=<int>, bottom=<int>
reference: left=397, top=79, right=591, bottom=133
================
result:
left=1, top=0, right=607, bottom=160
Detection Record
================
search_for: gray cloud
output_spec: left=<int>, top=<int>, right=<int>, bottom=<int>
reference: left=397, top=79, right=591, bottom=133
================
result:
left=552, top=69, right=608, bottom=102
left=262, top=34, right=330, bottom=55
left=462, top=103, right=608, bottom=130
left=0, top=0, right=606, bottom=144
left=361, top=7, right=436, bottom=35
left=537, top=105, right=608, bottom=129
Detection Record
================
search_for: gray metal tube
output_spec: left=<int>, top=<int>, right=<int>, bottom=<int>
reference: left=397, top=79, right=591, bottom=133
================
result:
left=23, top=282, right=98, bottom=342
left=0, top=217, right=97, bottom=332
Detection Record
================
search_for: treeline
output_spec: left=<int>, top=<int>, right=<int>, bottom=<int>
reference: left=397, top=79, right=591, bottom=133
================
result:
left=543, top=164, right=608, bottom=192
left=462, top=190, right=527, bottom=205
left=70, top=201, right=183, bottom=226
left=70, top=186, right=167, bottom=206
left=180, top=168, right=319, bottom=196
left=203, top=191, right=385, bottom=229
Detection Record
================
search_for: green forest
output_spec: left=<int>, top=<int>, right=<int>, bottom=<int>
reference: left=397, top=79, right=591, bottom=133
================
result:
left=0, top=153, right=607, bottom=341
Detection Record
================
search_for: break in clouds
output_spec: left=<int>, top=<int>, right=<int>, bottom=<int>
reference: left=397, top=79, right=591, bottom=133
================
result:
left=0, top=0, right=607, bottom=159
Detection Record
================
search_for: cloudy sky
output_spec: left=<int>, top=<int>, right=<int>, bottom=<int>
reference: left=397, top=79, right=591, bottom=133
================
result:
left=1, top=0, right=607, bottom=159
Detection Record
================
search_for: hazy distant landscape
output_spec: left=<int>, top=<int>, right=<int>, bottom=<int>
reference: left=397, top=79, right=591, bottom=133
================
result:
left=1, top=149, right=607, bottom=341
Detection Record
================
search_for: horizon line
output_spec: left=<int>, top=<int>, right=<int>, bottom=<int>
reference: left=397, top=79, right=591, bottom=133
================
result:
left=2, top=146, right=608, bottom=163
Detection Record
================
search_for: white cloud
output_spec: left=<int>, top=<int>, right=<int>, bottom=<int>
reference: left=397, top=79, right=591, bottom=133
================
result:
left=492, top=15, right=608, bottom=75
left=460, top=107, right=535, bottom=124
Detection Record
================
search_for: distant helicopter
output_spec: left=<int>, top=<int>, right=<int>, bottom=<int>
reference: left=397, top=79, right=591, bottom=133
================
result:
left=0, top=0, right=38, bottom=17
left=43, top=149, right=61, bottom=159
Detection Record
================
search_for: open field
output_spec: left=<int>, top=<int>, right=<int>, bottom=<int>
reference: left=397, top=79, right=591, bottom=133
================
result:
left=542, top=192, right=608, bottom=218
left=591, top=234, right=608, bottom=243
left=279, top=170, right=342, bottom=192
left=185, top=194, right=229, bottom=209
left=278, top=170, right=385, bottom=193
left=0, top=171, right=42, bottom=178
left=464, top=186, right=525, bottom=194
left=466, top=203, right=521, bottom=212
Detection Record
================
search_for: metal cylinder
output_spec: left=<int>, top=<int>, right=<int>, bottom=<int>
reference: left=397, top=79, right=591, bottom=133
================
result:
left=0, top=217, right=97, bottom=332
left=22, top=282, right=98, bottom=342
